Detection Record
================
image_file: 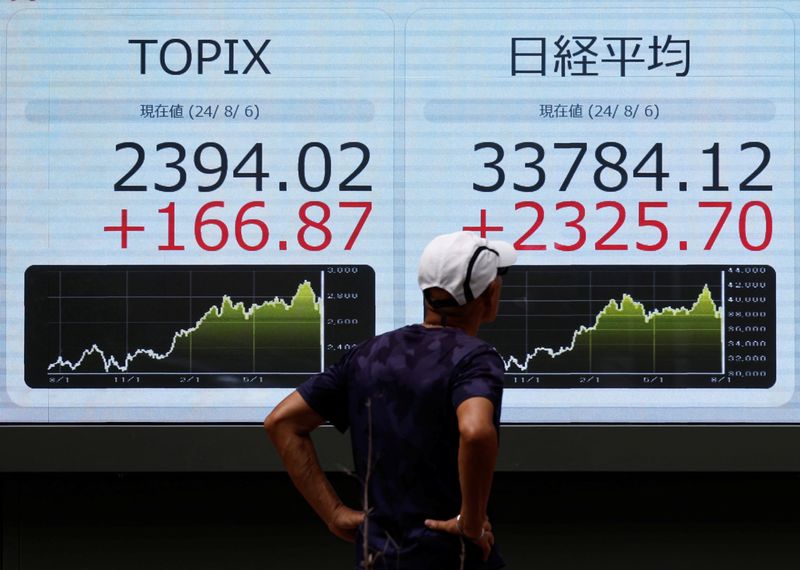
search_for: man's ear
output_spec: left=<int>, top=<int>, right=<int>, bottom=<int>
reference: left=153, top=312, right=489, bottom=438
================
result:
left=479, top=279, right=499, bottom=317
left=482, top=279, right=498, bottom=300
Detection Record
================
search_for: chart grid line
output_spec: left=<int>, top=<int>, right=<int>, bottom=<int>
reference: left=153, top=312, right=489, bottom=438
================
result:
left=26, top=265, right=375, bottom=389
left=477, top=265, right=773, bottom=389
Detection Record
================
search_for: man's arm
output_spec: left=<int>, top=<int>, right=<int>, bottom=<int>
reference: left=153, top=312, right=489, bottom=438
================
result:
left=425, top=396, right=497, bottom=560
left=456, top=396, right=498, bottom=535
left=264, top=391, right=365, bottom=542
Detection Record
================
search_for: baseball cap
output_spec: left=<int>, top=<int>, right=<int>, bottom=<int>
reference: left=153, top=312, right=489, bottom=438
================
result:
left=418, top=231, right=517, bottom=307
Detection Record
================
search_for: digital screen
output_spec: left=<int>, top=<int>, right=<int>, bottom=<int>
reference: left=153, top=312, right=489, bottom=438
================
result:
left=481, top=265, right=774, bottom=389
left=25, top=265, right=374, bottom=388
left=1, top=1, right=797, bottom=423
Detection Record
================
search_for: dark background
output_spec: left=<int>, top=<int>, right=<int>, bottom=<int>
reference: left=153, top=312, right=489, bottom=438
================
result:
left=2, top=471, right=799, bottom=569
left=2, top=425, right=799, bottom=569
left=26, top=265, right=374, bottom=388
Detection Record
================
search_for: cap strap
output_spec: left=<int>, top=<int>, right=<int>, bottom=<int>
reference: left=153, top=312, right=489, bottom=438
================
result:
left=424, top=289, right=460, bottom=308
left=463, top=246, right=498, bottom=303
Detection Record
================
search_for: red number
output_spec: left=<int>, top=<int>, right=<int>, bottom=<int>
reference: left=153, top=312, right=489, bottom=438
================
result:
left=636, top=202, right=668, bottom=251
left=595, top=201, right=627, bottom=250
left=194, top=201, right=228, bottom=251
left=554, top=201, right=586, bottom=251
left=339, top=202, right=372, bottom=250
left=298, top=201, right=332, bottom=251
left=699, top=201, right=733, bottom=250
left=158, top=202, right=185, bottom=251
left=739, top=201, right=772, bottom=251
left=234, top=201, right=269, bottom=251
left=513, top=201, right=546, bottom=250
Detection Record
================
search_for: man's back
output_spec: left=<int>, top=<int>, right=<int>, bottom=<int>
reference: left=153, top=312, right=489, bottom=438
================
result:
left=267, top=231, right=515, bottom=569
left=298, top=324, right=504, bottom=568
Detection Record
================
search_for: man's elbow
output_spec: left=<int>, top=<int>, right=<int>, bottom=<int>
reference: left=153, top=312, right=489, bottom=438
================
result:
left=263, top=409, right=284, bottom=441
left=459, top=422, right=497, bottom=445
left=264, top=406, right=311, bottom=444
left=264, top=392, right=321, bottom=445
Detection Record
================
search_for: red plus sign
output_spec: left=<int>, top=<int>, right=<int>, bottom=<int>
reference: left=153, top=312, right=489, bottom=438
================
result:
left=462, top=209, right=504, bottom=238
left=104, top=209, right=145, bottom=249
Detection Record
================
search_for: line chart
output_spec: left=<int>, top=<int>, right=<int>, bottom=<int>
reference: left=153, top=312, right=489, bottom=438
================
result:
left=26, top=265, right=374, bottom=388
left=48, top=281, right=321, bottom=374
left=502, top=284, right=722, bottom=373
left=478, top=265, right=775, bottom=388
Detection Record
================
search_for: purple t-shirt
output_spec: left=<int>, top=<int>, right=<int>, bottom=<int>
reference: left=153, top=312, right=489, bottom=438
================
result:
left=297, top=324, right=505, bottom=569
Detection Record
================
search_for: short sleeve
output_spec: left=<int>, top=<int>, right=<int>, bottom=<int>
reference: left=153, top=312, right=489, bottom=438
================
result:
left=296, top=349, right=354, bottom=433
left=450, top=347, right=505, bottom=426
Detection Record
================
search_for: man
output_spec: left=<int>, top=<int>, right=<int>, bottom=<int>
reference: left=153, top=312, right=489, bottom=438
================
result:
left=265, top=231, right=515, bottom=569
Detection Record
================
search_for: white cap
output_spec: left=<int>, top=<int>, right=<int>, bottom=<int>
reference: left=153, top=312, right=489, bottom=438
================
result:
left=418, top=231, right=517, bottom=307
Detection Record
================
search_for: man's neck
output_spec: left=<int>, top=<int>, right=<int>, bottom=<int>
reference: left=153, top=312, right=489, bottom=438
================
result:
left=422, top=313, right=479, bottom=336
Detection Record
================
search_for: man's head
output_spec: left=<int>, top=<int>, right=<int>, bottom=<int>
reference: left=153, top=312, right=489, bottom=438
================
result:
left=418, top=232, right=517, bottom=330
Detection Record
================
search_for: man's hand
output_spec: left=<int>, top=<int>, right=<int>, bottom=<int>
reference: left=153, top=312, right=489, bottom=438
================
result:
left=328, top=504, right=366, bottom=543
left=424, top=516, right=494, bottom=561
left=266, top=393, right=363, bottom=544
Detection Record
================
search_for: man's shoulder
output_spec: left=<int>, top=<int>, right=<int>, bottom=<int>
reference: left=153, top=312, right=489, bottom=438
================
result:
left=354, top=325, right=413, bottom=351
left=359, top=325, right=501, bottom=366
left=363, top=325, right=493, bottom=348
left=441, top=327, right=502, bottom=361
left=376, top=325, right=500, bottom=361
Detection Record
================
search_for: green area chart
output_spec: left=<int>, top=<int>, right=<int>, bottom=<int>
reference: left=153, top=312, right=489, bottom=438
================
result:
left=50, top=281, right=321, bottom=374
left=506, top=285, right=722, bottom=374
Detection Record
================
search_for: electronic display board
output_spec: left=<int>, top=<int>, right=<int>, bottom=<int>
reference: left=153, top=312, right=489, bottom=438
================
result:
left=1, top=1, right=798, bottom=428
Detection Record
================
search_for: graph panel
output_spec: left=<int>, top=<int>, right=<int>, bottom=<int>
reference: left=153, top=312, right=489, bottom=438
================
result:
left=479, top=265, right=775, bottom=388
left=26, top=265, right=374, bottom=388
